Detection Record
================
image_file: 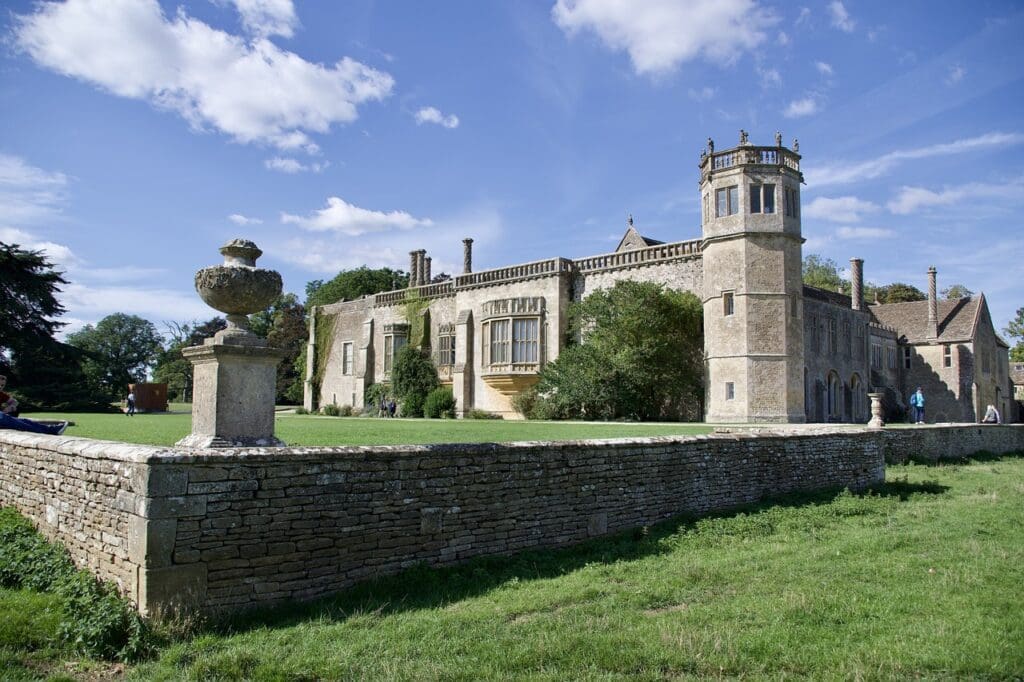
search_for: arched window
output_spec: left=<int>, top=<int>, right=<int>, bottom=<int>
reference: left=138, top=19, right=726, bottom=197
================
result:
left=850, top=373, right=864, bottom=422
left=827, top=371, right=841, bottom=420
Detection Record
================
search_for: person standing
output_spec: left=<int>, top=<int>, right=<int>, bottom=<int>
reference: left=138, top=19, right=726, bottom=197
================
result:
left=909, top=387, right=926, bottom=424
left=126, top=389, right=136, bottom=417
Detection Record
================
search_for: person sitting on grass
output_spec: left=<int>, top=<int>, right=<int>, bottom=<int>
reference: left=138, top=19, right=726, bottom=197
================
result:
left=0, top=374, right=68, bottom=436
left=981, top=404, right=1001, bottom=424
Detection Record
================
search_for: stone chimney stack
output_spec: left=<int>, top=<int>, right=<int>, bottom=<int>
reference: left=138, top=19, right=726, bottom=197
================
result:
left=463, top=238, right=473, bottom=274
left=424, top=256, right=432, bottom=284
left=850, top=258, right=864, bottom=311
left=417, top=250, right=427, bottom=285
left=927, top=266, right=938, bottom=338
left=409, top=251, right=418, bottom=288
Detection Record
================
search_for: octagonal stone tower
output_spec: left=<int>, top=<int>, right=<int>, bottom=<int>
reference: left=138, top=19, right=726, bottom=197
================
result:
left=700, top=131, right=805, bottom=423
left=176, top=239, right=286, bottom=448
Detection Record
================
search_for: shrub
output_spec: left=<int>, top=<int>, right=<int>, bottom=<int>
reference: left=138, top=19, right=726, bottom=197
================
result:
left=321, top=403, right=341, bottom=417
left=294, top=406, right=309, bottom=415
left=391, top=346, right=439, bottom=418
left=0, top=507, right=150, bottom=660
left=401, top=392, right=426, bottom=418
left=511, top=389, right=538, bottom=419
left=364, top=382, right=389, bottom=410
left=339, top=404, right=354, bottom=417
left=466, top=409, right=503, bottom=420
left=424, top=387, right=456, bottom=419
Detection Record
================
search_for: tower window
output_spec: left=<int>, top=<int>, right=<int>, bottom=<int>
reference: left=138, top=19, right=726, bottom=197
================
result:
left=750, top=184, right=776, bottom=214
left=902, top=346, right=911, bottom=369
left=723, top=292, right=735, bottom=316
left=716, top=186, right=739, bottom=217
left=943, top=344, right=951, bottom=368
left=784, top=187, right=800, bottom=217
left=726, top=382, right=735, bottom=400
left=341, top=342, right=353, bottom=375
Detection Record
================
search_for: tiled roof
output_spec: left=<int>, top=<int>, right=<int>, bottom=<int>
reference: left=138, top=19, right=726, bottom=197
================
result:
left=869, top=296, right=980, bottom=343
left=803, top=284, right=853, bottom=308
left=641, top=235, right=665, bottom=246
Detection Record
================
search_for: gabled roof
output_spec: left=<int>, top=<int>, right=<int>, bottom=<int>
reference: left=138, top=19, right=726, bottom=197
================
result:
left=615, top=220, right=664, bottom=253
left=869, top=295, right=985, bottom=344
left=803, top=284, right=853, bottom=308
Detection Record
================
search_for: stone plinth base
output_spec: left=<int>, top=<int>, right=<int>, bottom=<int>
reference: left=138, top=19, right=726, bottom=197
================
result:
left=177, top=333, right=286, bottom=448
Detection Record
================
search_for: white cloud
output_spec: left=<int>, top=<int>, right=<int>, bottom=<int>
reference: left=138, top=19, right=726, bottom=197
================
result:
left=264, top=157, right=328, bottom=173
left=828, top=1, right=854, bottom=32
left=0, top=226, right=78, bottom=267
left=946, top=64, right=966, bottom=86
left=229, top=213, right=263, bottom=225
left=796, top=7, right=811, bottom=26
left=803, top=196, right=880, bottom=223
left=551, top=0, right=776, bottom=76
left=61, top=281, right=211, bottom=326
left=758, top=66, right=781, bottom=88
left=809, top=132, right=1024, bottom=187
left=687, top=86, right=716, bottom=102
left=226, top=0, right=297, bottom=38
left=777, top=31, right=790, bottom=46
left=281, top=197, right=434, bottom=236
left=835, top=226, right=895, bottom=239
left=414, top=107, right=460, bottom=129
left=784, top=96, right=819, bottom=118
left=816, top=61, right=833, bottom=76
left=0, top=153, right=69, bottom=226
left=14, top=0, right=393, bottom=153
left=887, top=179, right=1024, bottom=215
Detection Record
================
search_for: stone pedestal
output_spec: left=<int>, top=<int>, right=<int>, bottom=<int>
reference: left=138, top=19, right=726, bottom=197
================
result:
left=867, top=392, right=885, bottom=429
left=176, top=332, right=286, bottom=448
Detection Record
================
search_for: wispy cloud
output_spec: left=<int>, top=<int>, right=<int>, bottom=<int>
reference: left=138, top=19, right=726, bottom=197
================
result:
left=803, top=196, right=880, bottom=223
left=784, top=96, right=819, bottom=118
left=225, top=0, right=298, bottom=38
left=816, top=61, right=833, bottom=76
left=828, top=1, right=855, bottom=32
left=264, top=157, right=329, bottom=173
left=687, top=86, right=716, bottom=102
left=835, top=226, right=894, bottom=239
left=281, top=197, right=434, bottom=236
left=887, top=178, right=1024, bottom=215
left=551, top=0, right=777, bottom=76
left=0, top=153, right=69, bottom=226
left=14, top=0, right=393, bottom=153
left=228, top=213, right=263, bottom=225
left=758, top=65, right=782, bottom=88
left=809, top=132, right=1024, bottom=187
left=414, top=106, right=460, bottom=129
left=945, top=64, right=966, bottom=86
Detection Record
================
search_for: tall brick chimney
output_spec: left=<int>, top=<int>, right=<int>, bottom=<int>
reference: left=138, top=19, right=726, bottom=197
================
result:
left=850, top=258, right=864, bottom=311
left=409, top=251, right=418, bottom=288
left=927, top=266, right=938, bottom=338
left=424, top=256, right=432, bottom=284
left=463, top=238, right=473, bottom=274
left=416, top=250, right=426, bottom=286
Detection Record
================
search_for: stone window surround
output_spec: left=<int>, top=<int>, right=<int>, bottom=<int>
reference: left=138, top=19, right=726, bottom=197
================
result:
left=382, top=323, right=409, bottom=375
left=715, top=185, right=739, bottom=217
left=341, top=341, right=353, bottom=375
left=725, top=381, right=735, bottom=400
left=903, top=346, right=912, bottom=369
left=723, top=291, right=735, bottom=316
left=943, top=344, right=952, bottom=368
left=749, top=182, right=776, bottom=214
left=480, top=297, right=545, bottom=372
left=436, top=323, right=456, bottom=367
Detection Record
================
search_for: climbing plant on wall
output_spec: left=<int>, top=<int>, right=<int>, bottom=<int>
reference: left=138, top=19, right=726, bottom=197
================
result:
left=404, top=290, right=430, bottom=349
left=308, top=310, right=337, bottom=408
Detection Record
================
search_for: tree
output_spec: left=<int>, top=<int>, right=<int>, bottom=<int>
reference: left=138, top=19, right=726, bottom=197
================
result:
left=67, top=314, right=163, bottom=400
left=391, top=346, right=440, bottom=417
left=305, top=266, right=408, bottom=308
left=802, top=254, right=846, bottom=292
left=874, top=282, right=926, bottom=304
left=525, top=281, right=703, bottom=421
left=7, top=341, right=111, bottom=412
left=0, top=242, right=67, bottom=368
left=249, top=294, right=307, bottom=403
left=941, top=284, right=974, bottom=300
left=152, top=318, right=227, bottom=402
left=1005, top=307, right=1024, bottom=362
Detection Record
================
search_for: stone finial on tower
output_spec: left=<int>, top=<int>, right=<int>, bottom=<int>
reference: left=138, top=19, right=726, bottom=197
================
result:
left=927, top=266, right=938, bottom=338
left=462, top=238, right=473, bottom=274
left=850, top=258, right=864, bottom=311
left=792, top=138, right=800, bottom=153
left=424, top=256, right=432, bottom=284
left=739, top=129, right=750, bottom=145
left=775, top=131, right=783, bottom=147
left=707, top=137, right=714, bottom=154
left=409, top=251, right=418, bottom=288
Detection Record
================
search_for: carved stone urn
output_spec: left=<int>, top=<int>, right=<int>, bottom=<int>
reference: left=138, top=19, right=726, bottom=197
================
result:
left=194, top=239, right=282, bottom=337
left=176, top=239, right=286, bottom=449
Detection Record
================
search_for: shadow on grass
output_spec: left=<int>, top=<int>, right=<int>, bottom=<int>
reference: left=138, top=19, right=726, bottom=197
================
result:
left=904, top=450, right=1024, bottom=466
left=189, top=477, right=947, bottom=640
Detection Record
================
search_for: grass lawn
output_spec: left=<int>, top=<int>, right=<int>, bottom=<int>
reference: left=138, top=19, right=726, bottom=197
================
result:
left=21, top=410, right=713, bottom=447
left=3, top=454, right=1022, bottom=680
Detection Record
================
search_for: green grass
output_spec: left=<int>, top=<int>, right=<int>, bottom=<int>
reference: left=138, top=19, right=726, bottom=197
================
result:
left=5, top=455, right=1022, bottom=679
left=21, top=410, right=713, bottom=447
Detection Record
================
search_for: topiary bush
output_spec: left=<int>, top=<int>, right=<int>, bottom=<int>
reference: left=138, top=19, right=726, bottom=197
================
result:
left=423, top=387, right=456, bottom=419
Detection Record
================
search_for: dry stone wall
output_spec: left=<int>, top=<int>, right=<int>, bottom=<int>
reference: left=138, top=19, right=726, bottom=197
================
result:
left=2, top=425, right=1022, bottom=616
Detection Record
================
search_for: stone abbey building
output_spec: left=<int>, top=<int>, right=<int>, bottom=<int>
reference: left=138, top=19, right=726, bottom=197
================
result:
left=305, top=134, right=1014, bottom=423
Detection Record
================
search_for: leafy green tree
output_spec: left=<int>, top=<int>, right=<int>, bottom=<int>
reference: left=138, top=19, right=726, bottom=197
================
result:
left=67, top=314, right=163, bottom=400
left=941, top=284, right=974, bottom=300
left=0, top=242, right=67, bottom=369
left=152, top=318, right=226, bottom=402
left=1005, top=307, right=1024, bottom=362
left=249, top=294, right=307, bottom=403
left=802, top=254, right=846, bottom=292
left=306, top=267, right=408, bottom=309
left=7, top=342, right=110, bottom=412
left=874, top=282, right=926, bottom=303
left=527, top=281, right=703, bottom=421
left=391, top=346, right=439, bottom=417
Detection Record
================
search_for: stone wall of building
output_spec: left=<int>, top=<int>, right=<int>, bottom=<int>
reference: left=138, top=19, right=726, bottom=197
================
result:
left=3, top=426, right=1022, bottom=616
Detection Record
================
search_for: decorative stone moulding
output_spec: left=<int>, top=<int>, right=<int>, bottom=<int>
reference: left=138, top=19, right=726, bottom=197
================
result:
left=481, top=372, right=540, bottom=396
left=194, top=238, right=283, bottom=338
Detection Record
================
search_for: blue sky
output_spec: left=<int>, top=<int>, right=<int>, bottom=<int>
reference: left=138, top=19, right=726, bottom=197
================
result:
left=2, top=0, right=1022, bottom=337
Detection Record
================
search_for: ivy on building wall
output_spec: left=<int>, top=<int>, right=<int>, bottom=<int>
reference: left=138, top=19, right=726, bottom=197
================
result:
left=309, top=310, right=338, bottom=407
left=404, top=291, right=430, bottom=349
